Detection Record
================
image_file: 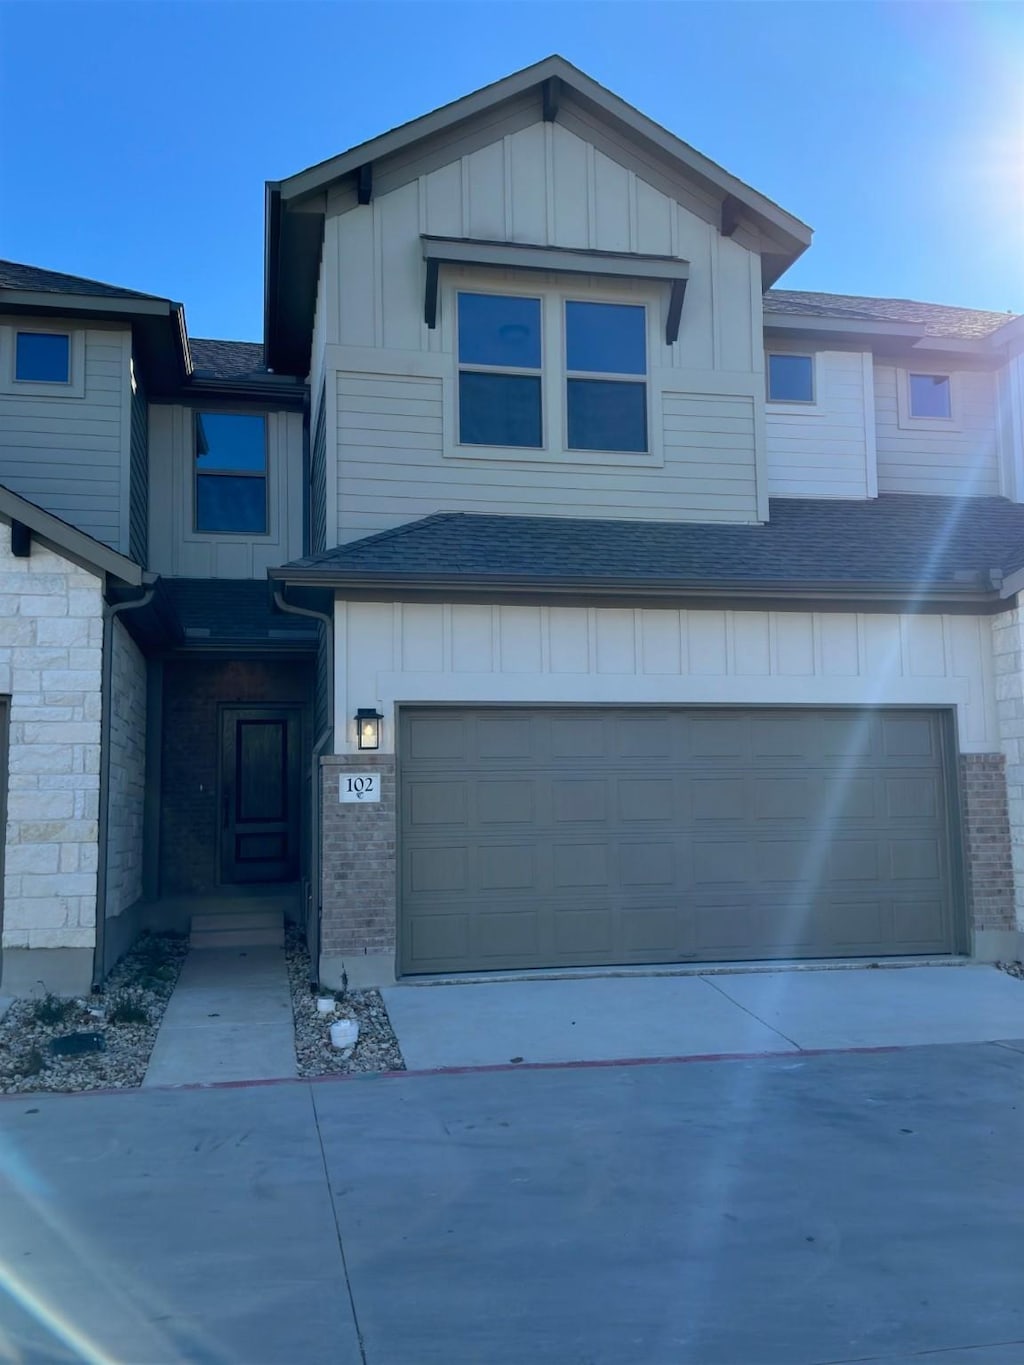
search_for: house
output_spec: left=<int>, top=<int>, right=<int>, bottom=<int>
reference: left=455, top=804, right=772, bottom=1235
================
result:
left=3, top=55, right=1024, bottom=997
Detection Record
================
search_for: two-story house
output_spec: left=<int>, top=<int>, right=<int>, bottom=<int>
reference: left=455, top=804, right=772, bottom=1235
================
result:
left=3, top=55, right=1024, bottom=997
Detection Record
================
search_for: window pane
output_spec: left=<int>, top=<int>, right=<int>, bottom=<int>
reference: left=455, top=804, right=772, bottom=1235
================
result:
left=458, top=294, right=541, bottom=368
left=16, top=333, right=69, bottom=383
left=768, top=354, right=814, bottom=402
left=566, top=302, right=646, bottom=375
left=459, top=372, right=542, bottom=447
left=195, top=413, right=266, bottom=470
left=909, top=373, right=951, bottom=418
left=196, top=474, right=267, bottom=532
left=567, top=379, right=647, bottom=452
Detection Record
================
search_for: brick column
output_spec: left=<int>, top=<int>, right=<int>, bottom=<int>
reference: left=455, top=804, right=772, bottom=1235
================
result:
left=319, top=754, right=397, bottom=988
left=992, top=607, right=1024, bottom=950
left=959, top=753, right=1015, bottom=955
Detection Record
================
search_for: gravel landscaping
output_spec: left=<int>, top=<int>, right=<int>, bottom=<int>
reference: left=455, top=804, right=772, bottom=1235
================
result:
left=285, top=924, right=405, bottom=1077
left=997, top=961, right=1024, bottom=982
left=0, top=933, right=189, bottom=1095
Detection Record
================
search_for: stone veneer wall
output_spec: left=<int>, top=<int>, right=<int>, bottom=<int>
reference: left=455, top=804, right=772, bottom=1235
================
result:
left=0, top=527, right=103, bottom=972
left=105, top=618, right=146, bottom=919
left=320, top=754, right=396, bottom=986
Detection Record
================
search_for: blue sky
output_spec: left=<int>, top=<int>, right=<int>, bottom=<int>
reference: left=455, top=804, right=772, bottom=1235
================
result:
left=2, top=1, right=1022, bottom=341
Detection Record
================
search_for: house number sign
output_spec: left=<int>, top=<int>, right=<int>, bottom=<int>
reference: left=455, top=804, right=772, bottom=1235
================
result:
left=340, top=773, right=380, bottom=803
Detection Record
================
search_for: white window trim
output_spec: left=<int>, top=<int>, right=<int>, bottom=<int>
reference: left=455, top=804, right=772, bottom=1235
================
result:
left=441, top=270, right=664, bottom=469
left=0, top=324, right=85, bottom=399
left=765, top=350, right=823, bottom=414
left=187, top=409, right=273, bottom=541
left=896, top=368, right=961, bottom=432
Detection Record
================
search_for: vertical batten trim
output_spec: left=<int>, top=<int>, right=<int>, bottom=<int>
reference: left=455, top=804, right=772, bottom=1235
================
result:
left=585, top=144, right=597, bottom=249
left=502, top=134, right=514, bottom=239
left=862, top=351, right=879, bottom=498
left=543, top=122, right=556, bottom=244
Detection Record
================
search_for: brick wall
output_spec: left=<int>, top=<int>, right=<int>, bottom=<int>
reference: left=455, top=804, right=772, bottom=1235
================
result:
left=159, top=658, right=311, bottom=895
left=320, top=754, right=396, bottom=960
left=105, top=618, right=146, bottom=918
left=959, top=752, right=1015, bottom=933
left=0, top=526, right=103, bottom=953
left=992, top=608, right=1024, bottom=929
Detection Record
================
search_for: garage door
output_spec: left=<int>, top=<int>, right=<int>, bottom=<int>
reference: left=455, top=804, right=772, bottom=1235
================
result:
left=398, top=707, right=960, bottom=974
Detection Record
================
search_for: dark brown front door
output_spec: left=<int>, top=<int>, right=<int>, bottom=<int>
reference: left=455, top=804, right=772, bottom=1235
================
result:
left=220, top=706, right=301, bottom=884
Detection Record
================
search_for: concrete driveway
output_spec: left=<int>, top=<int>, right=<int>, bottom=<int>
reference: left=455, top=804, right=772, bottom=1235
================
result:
left=2, top=1043, right=1024, bottom=1364
left=382, top=963, right=1024, bottom=1070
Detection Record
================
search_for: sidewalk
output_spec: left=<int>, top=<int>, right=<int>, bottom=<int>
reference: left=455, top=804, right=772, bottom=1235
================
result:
left=144, top=946, right=296, bottom=1086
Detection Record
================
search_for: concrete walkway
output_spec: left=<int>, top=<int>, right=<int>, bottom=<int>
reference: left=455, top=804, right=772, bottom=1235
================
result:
left=382, top=963, right=1024, bottom=1070
left=144, top=946, right=296, bottom=1086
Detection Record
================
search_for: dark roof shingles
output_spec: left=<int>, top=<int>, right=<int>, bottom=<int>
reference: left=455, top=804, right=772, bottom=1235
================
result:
left=765, top=289, right=1017, bottom=340
left=0, top=259, right=166, bottom=303
left=188, top=338, right=267, bottom=381
left=286, top=496, right=1024, bottom=591
left=159, top=579, right=316, bottom=644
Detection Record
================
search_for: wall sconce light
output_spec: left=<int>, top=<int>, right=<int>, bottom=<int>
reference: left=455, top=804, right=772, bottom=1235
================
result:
left=355, top=707, right=383, bottom=750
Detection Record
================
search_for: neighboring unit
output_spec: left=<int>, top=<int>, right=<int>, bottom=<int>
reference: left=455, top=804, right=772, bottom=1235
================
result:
left=2, top=56, right=1024, bottom=995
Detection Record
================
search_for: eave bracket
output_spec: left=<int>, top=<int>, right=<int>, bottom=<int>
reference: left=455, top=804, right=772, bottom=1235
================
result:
left=10, top=520, right=31, bottom=558
left=356, top=163, right=373, bottom=205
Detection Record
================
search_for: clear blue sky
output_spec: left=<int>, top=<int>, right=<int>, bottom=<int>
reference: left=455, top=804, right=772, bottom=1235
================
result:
left=2, top=1, right=1022, bottom=341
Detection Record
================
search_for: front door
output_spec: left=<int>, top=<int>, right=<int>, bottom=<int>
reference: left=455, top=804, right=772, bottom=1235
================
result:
left=220, top=706, right=301, bottom=884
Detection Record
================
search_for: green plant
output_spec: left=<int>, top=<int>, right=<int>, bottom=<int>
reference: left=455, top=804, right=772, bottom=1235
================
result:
left=106, top=988, right=150, bottom=1026
left=31, top=992, right=72, bottom=1026
left=20, top=1048, right=45, bottom=1078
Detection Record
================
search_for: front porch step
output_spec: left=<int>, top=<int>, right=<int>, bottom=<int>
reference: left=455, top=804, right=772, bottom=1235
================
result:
left=190, top=909, right=285, bottom=949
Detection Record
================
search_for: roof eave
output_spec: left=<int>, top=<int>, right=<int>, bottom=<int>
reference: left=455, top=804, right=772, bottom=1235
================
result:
left=0, top=485, right=142, bottom=587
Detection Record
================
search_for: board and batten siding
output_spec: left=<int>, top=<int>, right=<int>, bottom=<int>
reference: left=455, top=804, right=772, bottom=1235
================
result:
left=129, top=373, right=149, bottom=565
left=874, top=364, right=1001, bottom=497
left=0, top=321, right=132, bottom=554
left=314, top=115, right=767, bottom=543
left=334, top=600, right=998, bottom=757
left=334, top=371, right=758, bottom=541
left=147, top=405, right=305, bottom=578
left=766, top=349, right=876, bottom=499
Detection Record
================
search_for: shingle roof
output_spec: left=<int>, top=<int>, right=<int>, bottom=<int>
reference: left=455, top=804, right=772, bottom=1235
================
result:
left=189, top=338, right=268, bottom=381
left=159, top=579, right=317, bottom=645
left=0, top=259, right=167, bottom=302
left=765, top=289, right=1017, bottom=340
left=282, top=496, right=1024, bottom=594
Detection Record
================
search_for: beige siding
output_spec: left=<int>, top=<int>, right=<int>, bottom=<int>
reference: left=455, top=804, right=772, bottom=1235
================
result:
left=875, top=364, right=1000, bottom=497
left=334, top=600, right=997, bottom=756
left=0, top=321, right=131, bottom=552
left=147, top=405, right=304, bottom=577
left=335, top=373, right=758, bottom=541
left=767, top=350, right=875, bottom=499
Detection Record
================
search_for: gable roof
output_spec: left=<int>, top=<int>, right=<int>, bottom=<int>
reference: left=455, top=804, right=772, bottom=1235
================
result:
left=266, top=55, right=812, bottom=375
left=272, top=496, right=1024, bottom=609
left=766, top=289, right=1018, bottom=343
left=0, top=483, right=143, bottom=587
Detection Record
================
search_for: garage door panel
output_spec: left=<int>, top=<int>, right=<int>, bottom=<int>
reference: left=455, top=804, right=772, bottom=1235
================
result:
left=399, top=707, right=960, bottom=973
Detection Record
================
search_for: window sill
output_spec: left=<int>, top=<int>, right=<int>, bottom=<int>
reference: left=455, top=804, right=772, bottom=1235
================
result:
left=765, top=401, right=826, bottom=417
left=443, top=443, right=664, bottom=469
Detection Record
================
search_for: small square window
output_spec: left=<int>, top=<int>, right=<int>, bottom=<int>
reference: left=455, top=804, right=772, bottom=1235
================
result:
left=767, top=354, right=814, bottom=403
left=909, top=373, right=951, bottom=419
left=16, top=332, right=70, bottom=384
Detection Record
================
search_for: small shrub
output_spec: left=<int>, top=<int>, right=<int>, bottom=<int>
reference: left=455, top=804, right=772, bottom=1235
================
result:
left=106, top=988, right=150, bottom=1026
left=31, top=992, right=72, bottom=1026
left=20, top=1048, right=45, bottom=1078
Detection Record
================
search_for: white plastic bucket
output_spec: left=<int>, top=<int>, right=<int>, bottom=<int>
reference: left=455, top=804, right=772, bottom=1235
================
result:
left=330, top=1018, right=360, bottom=1052
left=316, top=997, right=336, bottom=1015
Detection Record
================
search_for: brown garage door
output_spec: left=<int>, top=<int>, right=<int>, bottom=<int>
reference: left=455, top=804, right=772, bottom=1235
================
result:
left=398, top=707, right=961, bottom=974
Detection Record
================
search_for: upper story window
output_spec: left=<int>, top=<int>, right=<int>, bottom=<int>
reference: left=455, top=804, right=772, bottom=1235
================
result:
left=15, top=331, right=70, bottom=384
left=767, top=353, right=814, bottom=404
left=909, top=372, right=951, bottom=419
left=194, top=412, right=267, bottom=534
left=456, top=291, right=648, bottom=456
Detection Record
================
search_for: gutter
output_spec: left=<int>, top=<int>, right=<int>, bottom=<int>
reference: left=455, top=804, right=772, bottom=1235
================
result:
left=272, top=586, right=334, bottom=990
left=93, top=581, right=156, bottom=992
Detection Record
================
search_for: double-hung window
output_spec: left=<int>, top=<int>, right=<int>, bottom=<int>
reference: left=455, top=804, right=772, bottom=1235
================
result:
left=194, top=412, right=268, bottom=534
left=456, top=291, right=649, bottom=457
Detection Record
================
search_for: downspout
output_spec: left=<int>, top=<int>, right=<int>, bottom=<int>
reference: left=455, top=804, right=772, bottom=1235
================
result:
left=272, top=587, right=334, bottom=990
left=93, top=583, right=156, bottom=991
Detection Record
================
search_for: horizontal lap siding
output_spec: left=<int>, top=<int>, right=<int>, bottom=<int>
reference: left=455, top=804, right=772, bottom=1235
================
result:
left=336, top=375, right=758, bottom=539
left=767, top=351, right=872, bottom=498
left=875, top=365, right=1000, bottom=496
left=0, top=328, right=128, bottom=550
